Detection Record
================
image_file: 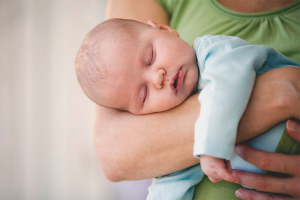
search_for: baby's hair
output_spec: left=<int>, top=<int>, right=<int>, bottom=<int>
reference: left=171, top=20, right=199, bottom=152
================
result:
left=75, top=18, right=145, bottom=105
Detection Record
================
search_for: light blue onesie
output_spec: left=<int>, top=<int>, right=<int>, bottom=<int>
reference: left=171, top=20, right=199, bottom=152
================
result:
left=146, top=35, right=300, bottom=200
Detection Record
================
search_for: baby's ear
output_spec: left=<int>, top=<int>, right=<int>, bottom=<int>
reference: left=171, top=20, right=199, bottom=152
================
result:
left=147, top=20, right=179, bottom=37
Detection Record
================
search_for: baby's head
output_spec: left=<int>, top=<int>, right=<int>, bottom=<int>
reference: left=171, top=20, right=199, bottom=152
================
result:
left=75, top=18, right=198, bottom=114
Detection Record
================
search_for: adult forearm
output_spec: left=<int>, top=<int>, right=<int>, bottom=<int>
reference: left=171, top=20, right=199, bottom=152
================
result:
left=237, top=67, right=300, bottom=142
left=93, top=95, right=200, bottom=182
left=106, top=0, right=169, bottom=25
left=94, top=67, right=299, bottom=182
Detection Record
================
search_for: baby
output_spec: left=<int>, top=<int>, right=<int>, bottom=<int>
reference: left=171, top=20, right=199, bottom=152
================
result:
left=75, top=19, right=299, bottom=199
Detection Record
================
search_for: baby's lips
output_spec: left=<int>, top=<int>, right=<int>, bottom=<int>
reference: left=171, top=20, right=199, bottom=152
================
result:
left=170, top=69, right=179, bottom=93
left=170, top=67, right=184, bottom=93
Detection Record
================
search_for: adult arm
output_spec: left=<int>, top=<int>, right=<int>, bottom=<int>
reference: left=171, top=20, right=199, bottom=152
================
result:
left=94, top=66, right=299, bottom=182
left=106, top=0, right=169, bottom=24
left=234, top=120, right=300, bottom=199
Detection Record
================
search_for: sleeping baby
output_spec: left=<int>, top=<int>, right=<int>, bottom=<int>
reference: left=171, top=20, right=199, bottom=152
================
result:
left=75, top=18, right=300, bottom=200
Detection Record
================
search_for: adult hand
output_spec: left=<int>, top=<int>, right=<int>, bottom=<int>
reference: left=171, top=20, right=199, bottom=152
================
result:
left=233, top=120, right=300, bottom=200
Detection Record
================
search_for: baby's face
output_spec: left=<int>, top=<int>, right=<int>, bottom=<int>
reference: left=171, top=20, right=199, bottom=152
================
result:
left=101, top=21, right=198, bottom=114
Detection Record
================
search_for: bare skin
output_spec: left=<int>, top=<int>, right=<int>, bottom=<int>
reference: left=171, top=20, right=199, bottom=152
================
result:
left=94, top=0, right=300, bottom=198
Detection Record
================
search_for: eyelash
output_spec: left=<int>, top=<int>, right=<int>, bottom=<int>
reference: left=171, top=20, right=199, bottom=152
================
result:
left=143, top=47, right=153, bottom=106
left=149, top=48, right=155, bottom=66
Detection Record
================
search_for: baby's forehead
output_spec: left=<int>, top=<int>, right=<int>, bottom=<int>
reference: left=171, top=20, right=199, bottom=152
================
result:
left=100, top=29, right=144, bottom=70
left=106, top=20, right=145, bottom=38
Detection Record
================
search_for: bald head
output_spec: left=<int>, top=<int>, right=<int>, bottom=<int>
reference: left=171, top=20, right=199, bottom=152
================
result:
left=75, top=18, right=147, bottom=106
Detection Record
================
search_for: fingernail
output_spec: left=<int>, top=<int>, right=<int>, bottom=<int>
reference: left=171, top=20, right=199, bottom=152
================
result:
left=235, top=145, right=242, bottom=155
left=235, top=190, right=244, bottom=199
left=287, top=120, right=300, bottom=133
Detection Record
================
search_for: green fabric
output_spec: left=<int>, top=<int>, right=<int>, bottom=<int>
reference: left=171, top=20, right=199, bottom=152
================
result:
left=155, top=0, right=300, bottom=62
left=193, top=176, right=242, bottom=200
left=275, top=129, right=300, bottom=155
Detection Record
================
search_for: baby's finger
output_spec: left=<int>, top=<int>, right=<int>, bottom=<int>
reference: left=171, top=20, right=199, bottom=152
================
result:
left=225, top=160, right=232, bottom=173
left=208, top=176, right=221, bottom=183
left=205, top=169, right=224, bottom=183
left=218, top=168, right=240, bottom=184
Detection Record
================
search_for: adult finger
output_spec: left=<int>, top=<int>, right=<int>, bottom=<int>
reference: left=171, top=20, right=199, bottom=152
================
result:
left=235, top=144, right=300, bottom=175
left=286, top=120, right=300, bottom=141
left=235, top=188, right=296, bottom=200
left=232, top=170, right=299, bottom=196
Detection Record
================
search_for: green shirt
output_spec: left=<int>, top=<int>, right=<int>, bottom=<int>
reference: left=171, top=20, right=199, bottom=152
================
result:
left=156, top=0, right=300, bottom=62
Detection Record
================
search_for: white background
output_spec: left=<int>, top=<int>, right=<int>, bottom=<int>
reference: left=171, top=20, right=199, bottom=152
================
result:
left=0, top=0, right=151, bottom=199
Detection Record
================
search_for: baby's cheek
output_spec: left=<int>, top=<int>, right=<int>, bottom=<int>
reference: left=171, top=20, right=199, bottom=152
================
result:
left=152, top=102, right=171, bottom=113
left=162, top=98, right=182, bottom=111
left=148, top=99, right=172, bottom=113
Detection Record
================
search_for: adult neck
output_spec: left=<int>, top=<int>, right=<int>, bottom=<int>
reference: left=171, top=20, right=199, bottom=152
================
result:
left=217, top=0, right=297, bottom=13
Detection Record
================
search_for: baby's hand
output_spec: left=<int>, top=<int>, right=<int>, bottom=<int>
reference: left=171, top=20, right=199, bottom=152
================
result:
left=200, top=155, right=239, bottom=183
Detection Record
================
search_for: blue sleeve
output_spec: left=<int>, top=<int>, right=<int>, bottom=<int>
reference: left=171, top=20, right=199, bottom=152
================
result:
left=192, top=35, right=299, bottom=160
left=147, top=165, right=204, bottom=200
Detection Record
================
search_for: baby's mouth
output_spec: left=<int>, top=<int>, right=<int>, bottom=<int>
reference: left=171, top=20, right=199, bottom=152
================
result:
left=170, top=67, right=184, bottom=93
left=173, top=77, right=178, bottom=88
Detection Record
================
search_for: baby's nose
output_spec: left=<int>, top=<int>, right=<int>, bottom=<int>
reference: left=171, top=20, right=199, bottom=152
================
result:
left=154, top=69, right=166, bottom=89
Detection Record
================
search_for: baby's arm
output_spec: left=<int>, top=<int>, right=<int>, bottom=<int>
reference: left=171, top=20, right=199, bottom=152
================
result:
left=193, top=35, right=300, bottom=182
